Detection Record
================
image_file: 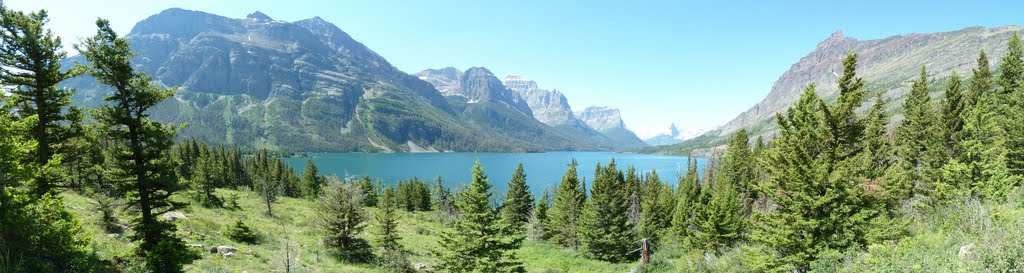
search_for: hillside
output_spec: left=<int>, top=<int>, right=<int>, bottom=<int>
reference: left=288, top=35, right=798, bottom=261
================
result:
left=63, top=9, right=618, bottom=152
left=649, top=25, right=1023, bottom=154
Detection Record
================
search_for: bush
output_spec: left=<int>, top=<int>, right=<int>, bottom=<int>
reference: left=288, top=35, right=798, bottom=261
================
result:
left=225, top=219, right=261, bottom=244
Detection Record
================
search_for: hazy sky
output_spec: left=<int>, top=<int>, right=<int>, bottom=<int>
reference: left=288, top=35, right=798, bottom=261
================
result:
left=8, top=0, right=1024, bottom=138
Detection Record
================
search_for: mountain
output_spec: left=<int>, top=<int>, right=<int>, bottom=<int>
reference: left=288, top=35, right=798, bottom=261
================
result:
left=500, top=75, right=639, bottom=149
left=644, top=123, right=684, bottom=146
left=415, top=67, right=615, bottom=150
left=576, top=106, right=648, bottom=148
left=64, top=8, right=605, bottom=152
left=651, top=26, right=1023, bottom=155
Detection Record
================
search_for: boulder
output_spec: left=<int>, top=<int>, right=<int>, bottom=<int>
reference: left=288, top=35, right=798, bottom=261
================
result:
left=413, top=262, right=434, bottom=273
left=217, top=246, right=238, bottom=257
left=161, top=211, right=188, bottom=221
left=959, top=243, right=975, bottom=258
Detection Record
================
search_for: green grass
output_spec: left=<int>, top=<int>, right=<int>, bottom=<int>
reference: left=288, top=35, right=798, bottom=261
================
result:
left=63, top=188, right=1024, bottom=272
left=63, top=189, right=645, bottom=272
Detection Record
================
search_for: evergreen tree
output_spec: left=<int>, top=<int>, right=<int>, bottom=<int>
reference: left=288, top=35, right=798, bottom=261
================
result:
left=356, top=176, right=378, bottom=207
left=527, top=189, right=551, bottom=241
left=692, top=175, right=743, bottom=250
left=549, top=159, right=586, bottom=248
left=374, top=186, right=402, bottom=251
left=720, top=128, right=754, bottom=210
left=748, top=84, right=883, bottom=271
left=637, top=170, right=674, bottom=244
left=432, top=176, right=456, bottom=218
left=861, top=93, right=892, bottom=181
left=829, top=51, right=869, bottom=162
left=0, top=96, right=95, bottom=272
left=998, top=33, right=1024, bottom=97
left=624, top=166, right=642, bottom=229
left=949, top=91, right=1018, bottom=200
left=1001, top=33, right=1024, bottom=178
left=435, top=161, right=524, bottom=273
left=886, top=67, right=941, bottom=200
left=672, top=156, right=701, bottom=243
left=941, top=72, right=966, bottom=158
left=78, top=19, right=197, bottom=272
left=502, top=163, right=534, bottom=231
left=318, top=182, right=372, bottom=263
left=964, top=50, right=992, bottom=109
left=579, top=161, right=636, bottom=262
left=192, top=152, right=223, bottom=207
left=254, top=175, right=279, bottom=216
left=302, top=160, right=324, bottom=198
left=0, top=6, right=84, bottom=195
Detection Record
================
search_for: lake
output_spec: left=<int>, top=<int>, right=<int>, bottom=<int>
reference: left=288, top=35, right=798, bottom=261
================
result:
left=284, top=152, right=703, bottom=195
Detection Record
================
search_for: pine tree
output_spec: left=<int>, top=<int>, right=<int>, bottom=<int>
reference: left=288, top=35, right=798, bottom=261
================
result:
left=830, top=51, right=869, bottom=161
left=1001, top=33, right=1024, bottom=178
left=374, top=186, right=402, bottom=251
left=672, top=156, right=701, bottom=243
left=748, top=83, right=882, bottom=271
left=527, top=189, right=551, bottom=241
left=502, top=163, right=534, bottom=231
left=692, top=174, right=743, bottom=250
left=579, top=161, right=636, bottom=262
left=254, top=175, right=279, bottom=216
left=549, top=159, right=587, bottom=248
left=886, top=67, right=941, bottom=200
left=318, top=182, right=372, bottom=263
left=435, top=161, right=524, bottom=273
left=302, top=160, right=324, bottom=198
left=965, top=50, right=993, bottom=109
left=941, top=72, right=965, bottom=159
left=0, top=96, right=94, bottom=272
left=861, top=93, right=892, bottom=180
left=952, top=91, right=1018, bottom=200
left=356, top=176, right=378, bottom=207
left=624, top=166, right=642, bottom=229
left=999, top=33, right=1024, bottom=97
left=721, top=128, right=754, bottom=210
left=432, top=176, right=456, bottom=218
left=0, top=6, right=85, bottom=195
left=637, top=170, right=674, bottom=244
left=78, top=19, right=197, bottom=272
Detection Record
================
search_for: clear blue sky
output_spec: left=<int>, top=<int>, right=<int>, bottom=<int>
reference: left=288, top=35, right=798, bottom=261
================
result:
left=8, top=0, right=1024, bottom=138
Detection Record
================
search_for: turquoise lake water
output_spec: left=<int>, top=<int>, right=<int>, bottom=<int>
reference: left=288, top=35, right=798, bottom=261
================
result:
left=284, top=152, right=704, bottom=195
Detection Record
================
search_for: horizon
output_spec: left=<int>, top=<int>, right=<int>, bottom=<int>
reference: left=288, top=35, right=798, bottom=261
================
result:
left=8, top=0, right=1024, bottom=139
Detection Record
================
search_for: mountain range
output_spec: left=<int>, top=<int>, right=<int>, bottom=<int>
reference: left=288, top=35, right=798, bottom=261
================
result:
left=647, top=26, right=1024, bottom=155
left=63, top=8, right=647, bottom=152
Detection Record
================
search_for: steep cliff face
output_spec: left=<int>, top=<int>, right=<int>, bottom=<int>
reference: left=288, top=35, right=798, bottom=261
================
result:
left=501, top=75, right=578, bottom=126
left=416, top=67, right=533, bottom=116
left=577, top=106, right=647, bottom=148
left=501, top=75, right=641, bottom=149
left=672, top=25, right=1023, bottom=153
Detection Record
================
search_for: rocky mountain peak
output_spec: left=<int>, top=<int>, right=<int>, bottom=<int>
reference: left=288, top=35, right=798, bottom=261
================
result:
left=246, top=11, right=273, bottom=21
left=816, top=29, right=852, bottom=51
left=502, top=75, right=577, bottom=126
left=502, top=75, right=540, bottom=91
left=576, top=106, right=625, bottom=130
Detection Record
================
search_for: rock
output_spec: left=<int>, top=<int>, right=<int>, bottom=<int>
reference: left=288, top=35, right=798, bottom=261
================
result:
left=107, top=233, right=121, bottom=239
left=161, top=211, right=187, bottom=221
left=217, top=246, right=238, bottom=257
left=186, top=243, right=204, bottom=249
left=413, top=262, right=434, bottom=273
left=959, top=243, right=975, bottom=258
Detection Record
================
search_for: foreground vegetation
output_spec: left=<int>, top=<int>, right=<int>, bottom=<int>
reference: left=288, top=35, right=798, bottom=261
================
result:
left=4, top=2, right=1024, bottom=273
